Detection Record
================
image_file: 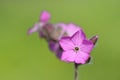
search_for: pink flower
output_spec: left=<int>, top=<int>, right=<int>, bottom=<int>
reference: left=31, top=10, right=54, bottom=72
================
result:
left=59, top=30, right=94, bottom=64
left=28, top=11, right=50, bottom=35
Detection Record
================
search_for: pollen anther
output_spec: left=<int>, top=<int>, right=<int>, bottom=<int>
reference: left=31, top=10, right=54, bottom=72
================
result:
left=75, top=47, right=79, bottom=51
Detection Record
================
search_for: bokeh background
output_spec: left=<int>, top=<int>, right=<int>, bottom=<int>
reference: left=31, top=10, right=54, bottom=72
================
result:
left=0, top=0, right=120, bottom=80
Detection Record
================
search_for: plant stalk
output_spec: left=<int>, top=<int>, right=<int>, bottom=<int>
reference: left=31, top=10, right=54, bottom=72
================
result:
left=74, top=63, right=79, bottom=80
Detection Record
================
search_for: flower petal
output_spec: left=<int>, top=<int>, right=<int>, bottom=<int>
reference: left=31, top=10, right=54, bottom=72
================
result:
left=59, top=37, right=74, bottom=51
left=57, top=23, right=67, bottom=31
left=75, top=51, right=89, bottom=64
left=40, top=11, right=50, bottom=22
left=71, top=30, right=86, bottom=46
left=61, top=50, right=76, bottom=62
left=28, top=23, right=39, bottom=35
left=57, top=23, right=82, bottom=37
left=66, top=23, right=81, bottom=37
left=80, top=39, right=94, bottom=53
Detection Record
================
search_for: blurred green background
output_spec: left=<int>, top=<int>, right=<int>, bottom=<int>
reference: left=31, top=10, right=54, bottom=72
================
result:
left=0, top=0, right=120, bottom=80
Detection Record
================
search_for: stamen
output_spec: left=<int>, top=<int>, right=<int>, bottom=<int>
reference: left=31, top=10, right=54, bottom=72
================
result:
left=75, top=47, right=79, bottom=51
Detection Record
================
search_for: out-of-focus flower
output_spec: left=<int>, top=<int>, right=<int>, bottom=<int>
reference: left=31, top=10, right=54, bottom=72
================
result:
left=59, top=30, right=94, bottom=64
left=57, top=23, right=81, bottom=38
left=28, top=11, right=50, bottom=36
left=49, top=41, right=60, bottom=53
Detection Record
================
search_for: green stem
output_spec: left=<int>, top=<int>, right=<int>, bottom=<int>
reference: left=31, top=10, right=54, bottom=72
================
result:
left=74, top=63, right=79, bottom=80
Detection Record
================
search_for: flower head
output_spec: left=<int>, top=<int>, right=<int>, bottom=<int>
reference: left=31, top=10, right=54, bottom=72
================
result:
left=59, top=30, right=94, bottom=64
left=27, top=10, right=98, bottom=64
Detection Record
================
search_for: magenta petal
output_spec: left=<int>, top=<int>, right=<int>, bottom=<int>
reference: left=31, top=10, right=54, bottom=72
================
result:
left=57, top=23, right=81, bottom=37
left=81, top=39, right=94, bottom=53
left=28, top=23, right=39, bottom=35
left=40, top=11, right=50, bottom=22
left=71, top=30, right=86, bottom=46
left=57, top=23, right=67, bottom=30
left=66, top=23, right=81, bottom=36
left=59, top=37, right=74, bottom=51
left=75, top=51, right=89, bottom=64
left=61, top=50, right=75, bottom=62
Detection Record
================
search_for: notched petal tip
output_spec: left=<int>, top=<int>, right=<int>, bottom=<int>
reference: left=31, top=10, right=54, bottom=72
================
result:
left=71, top=30, right=86, bottom=45
left=90, top=35, right=98, bottom=45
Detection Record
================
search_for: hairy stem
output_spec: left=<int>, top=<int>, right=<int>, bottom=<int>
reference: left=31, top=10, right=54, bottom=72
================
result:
left=74, top=63, right=79, bottom=80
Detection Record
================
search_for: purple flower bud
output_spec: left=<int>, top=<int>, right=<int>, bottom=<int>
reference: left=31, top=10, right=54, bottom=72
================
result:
left=90, top=35, right=98, bottom=45
left=48, top=41, right=63, bottom=59
left=49, top=41, right=59, bottom=53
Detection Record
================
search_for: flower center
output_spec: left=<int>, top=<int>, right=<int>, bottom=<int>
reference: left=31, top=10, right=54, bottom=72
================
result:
left=74, top=47, right=79, bottom=51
